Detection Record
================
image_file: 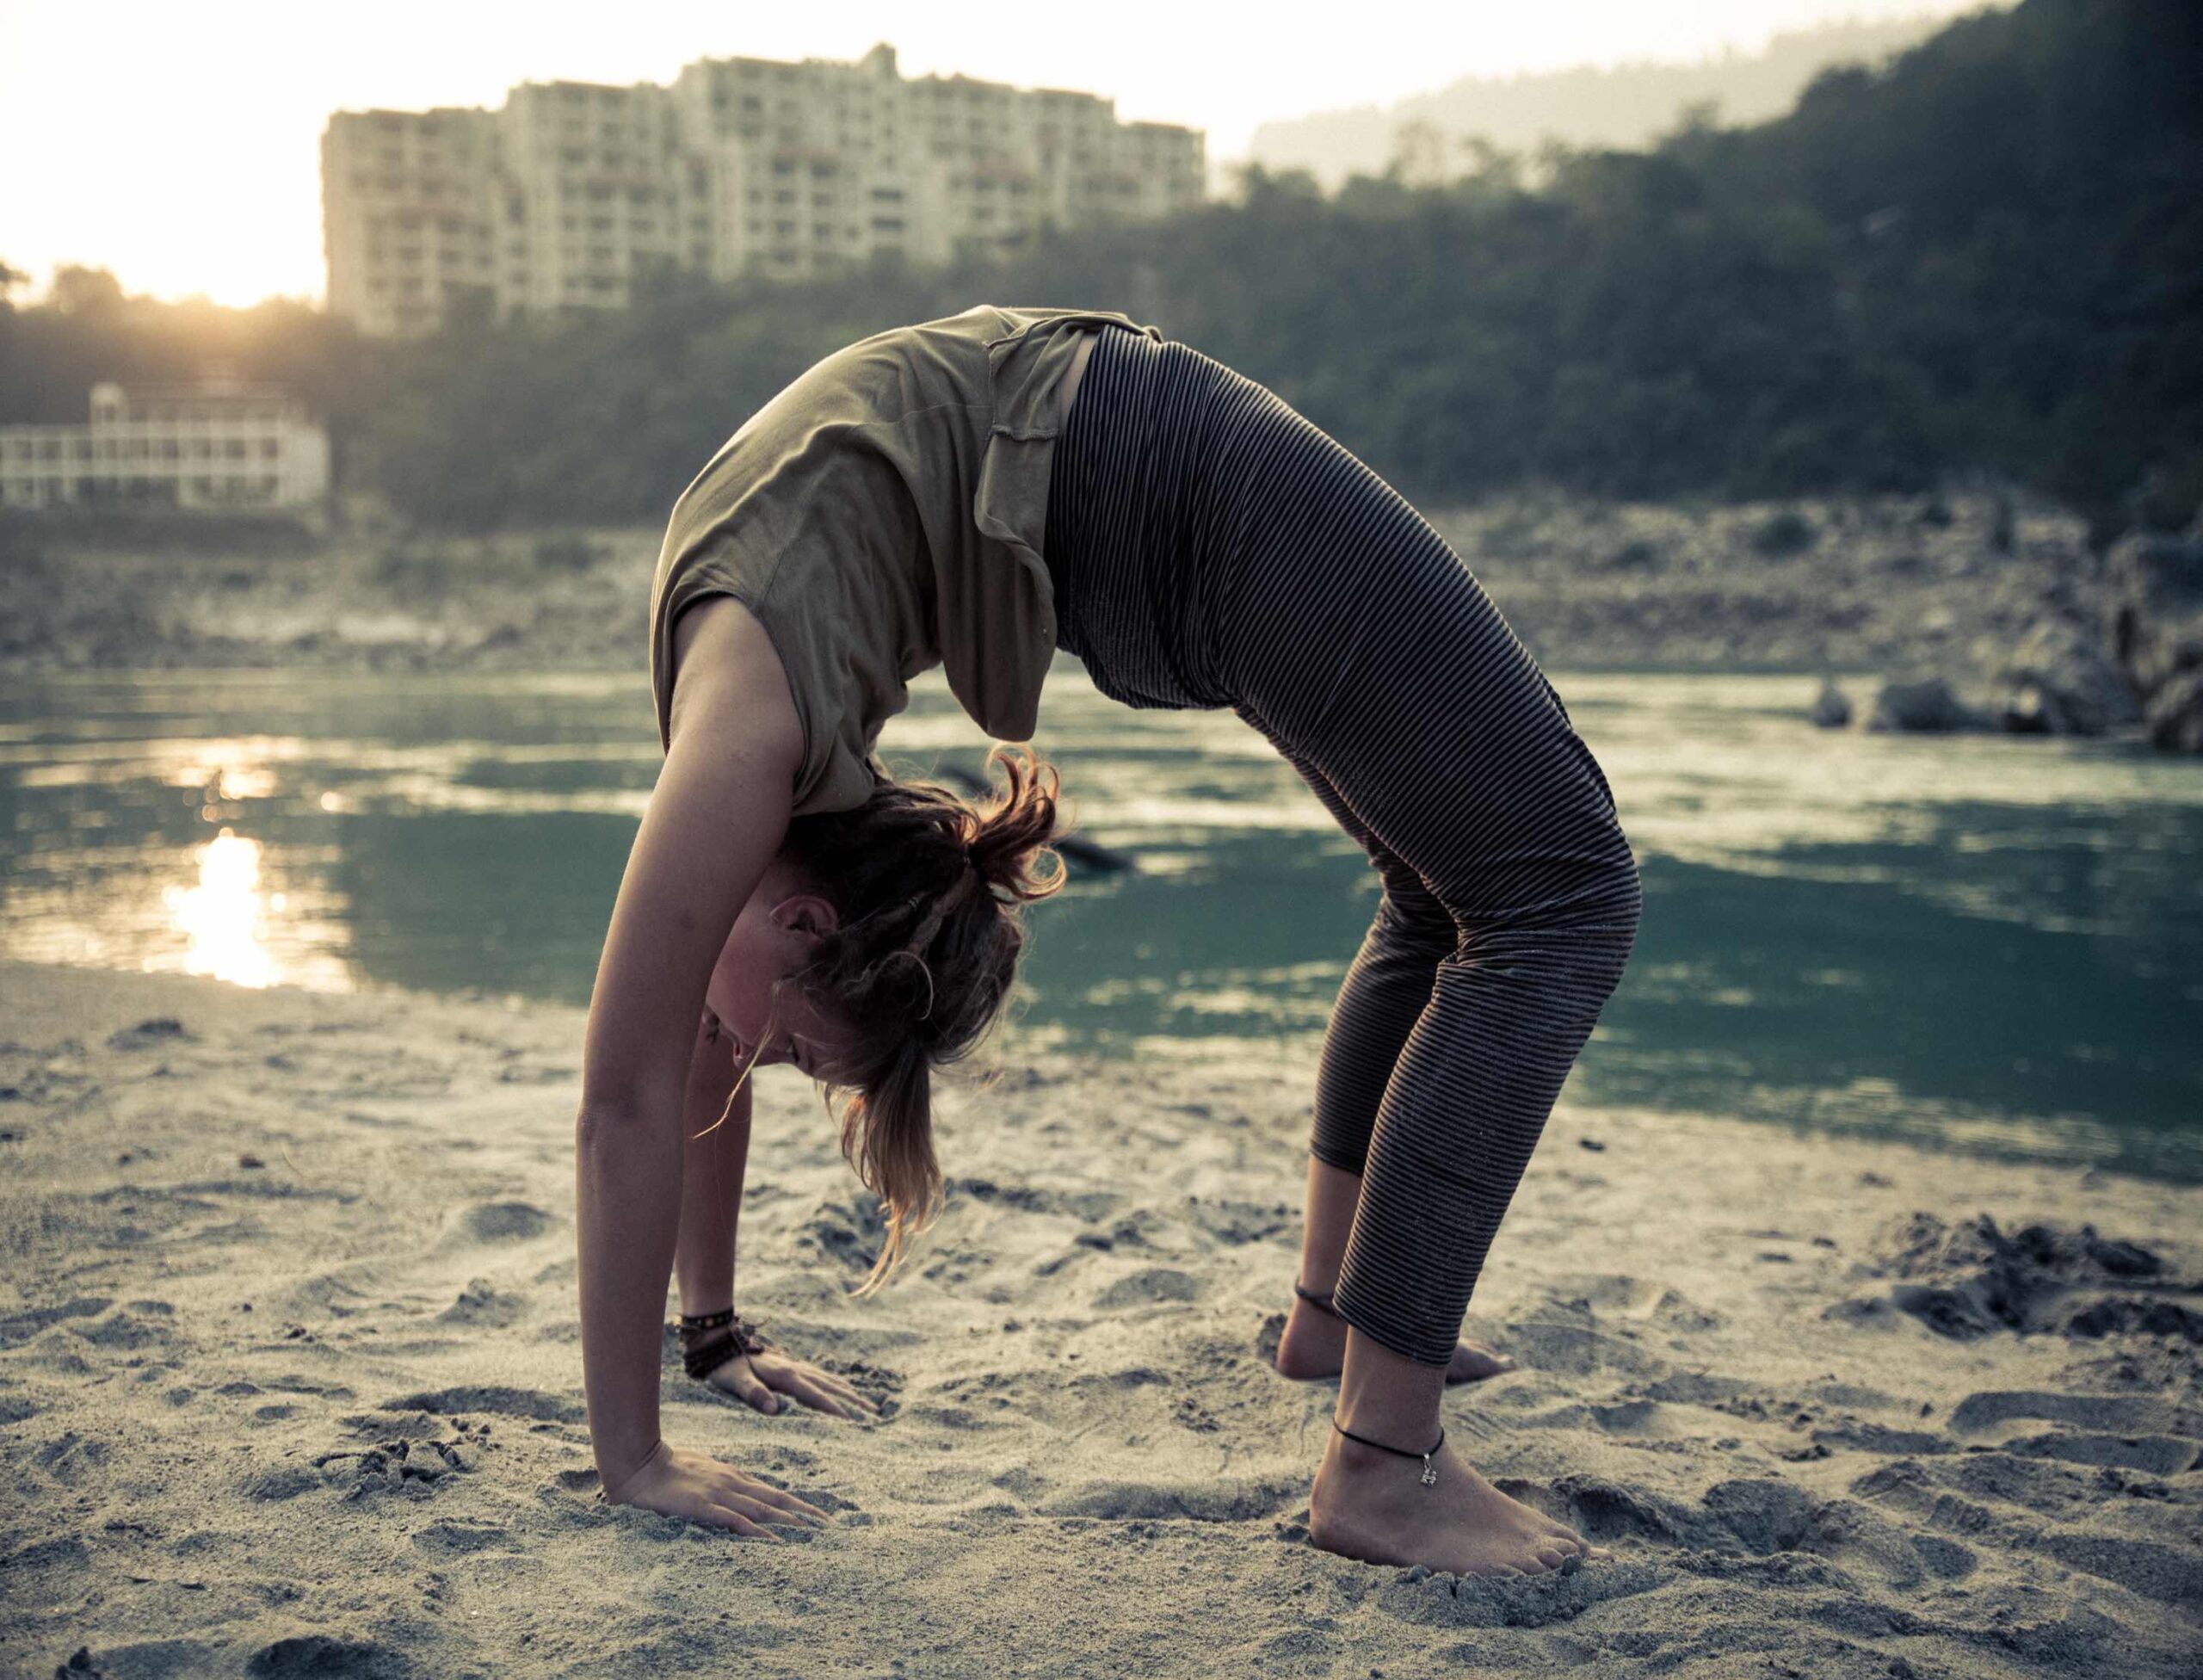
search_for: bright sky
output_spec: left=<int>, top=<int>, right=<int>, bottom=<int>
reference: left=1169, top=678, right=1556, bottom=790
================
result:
left=0, top=0, right=1996, bottom=308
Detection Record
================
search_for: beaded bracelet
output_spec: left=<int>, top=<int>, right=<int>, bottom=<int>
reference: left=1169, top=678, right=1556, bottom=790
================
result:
left=676, top=1308, right=766, bottom=1381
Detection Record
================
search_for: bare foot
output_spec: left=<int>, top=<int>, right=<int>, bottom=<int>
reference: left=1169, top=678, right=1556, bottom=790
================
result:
left=1273, top=1295, right=1515, bottom=1384
left=1309, top=1430, right=1613, bottom=1578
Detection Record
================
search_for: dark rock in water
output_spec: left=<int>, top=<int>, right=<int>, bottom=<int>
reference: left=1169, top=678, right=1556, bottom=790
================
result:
left=2106, top=524, right=2203, bottom=752
left=1992, top=615, right=2140, bottom=737
left=1749, top=510, right=1817, bottom=558
left=1809, top=677, right=1852, bottom=728
left=1867, top=676, right=1990, bottom=732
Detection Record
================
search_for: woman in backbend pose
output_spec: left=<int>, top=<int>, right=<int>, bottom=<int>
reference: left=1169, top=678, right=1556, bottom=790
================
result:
left=577, top=306, right=1642, bottom=1579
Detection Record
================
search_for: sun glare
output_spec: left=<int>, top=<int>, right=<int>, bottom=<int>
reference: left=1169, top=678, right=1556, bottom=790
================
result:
left=162, top=827, right=279, bottom=989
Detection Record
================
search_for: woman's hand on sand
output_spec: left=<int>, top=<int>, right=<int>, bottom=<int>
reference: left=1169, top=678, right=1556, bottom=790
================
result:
left=708, top=1346, right=882, bottom=1421
left=601, top=1439, right=829, bottom=1538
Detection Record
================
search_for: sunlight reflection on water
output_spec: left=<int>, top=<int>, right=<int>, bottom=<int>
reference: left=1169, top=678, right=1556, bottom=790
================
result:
left=160, top=828, right=276, bottom=987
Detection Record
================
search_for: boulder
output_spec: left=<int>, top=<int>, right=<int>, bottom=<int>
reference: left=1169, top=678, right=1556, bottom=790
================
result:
left=1809, top=677, right=1852, bottom=728
left=1867, top=676, right=1992, bottom=732
left=2142, top=667, right=2203, bottom=753
left=2106, top=526, right=2203, bottom=707
left=1992, top=615, right=2140, bottom=737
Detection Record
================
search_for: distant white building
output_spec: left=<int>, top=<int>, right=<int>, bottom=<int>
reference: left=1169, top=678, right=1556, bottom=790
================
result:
left=0, top=380, right=331, bottom=513
left=322, top=40, right=1206, bottom=337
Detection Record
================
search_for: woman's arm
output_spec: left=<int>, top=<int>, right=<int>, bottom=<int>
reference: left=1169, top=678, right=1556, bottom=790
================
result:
left=575, top=596, right=818, bottom=1529
left=675, top=1011, right=751, bottom=1320
left=671, top=1034, right=882, bottom=1422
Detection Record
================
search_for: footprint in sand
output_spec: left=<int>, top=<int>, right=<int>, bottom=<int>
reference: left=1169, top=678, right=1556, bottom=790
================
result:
left=1094, top=1268, right=1203, bottom=1310
left=313, top=1430, right=490, bottom=1500
left=0, top=1297, right=112, bottom=1347
left=1180, top=1195, right=1293, bottom=1246
left=437, top=1279, right=525, bottom=1328
left=460, top=1201, right=551, bottom=1243
left=1495, top=1306, right=1670, bottom=1381
left=411, top=1517, right=514, bottom=1557
left=1858, top=1212, right=2202, bottom=1341
left=1039, top=1475, right=1301, bottom=1522
left=1949, top=1388, right=2199, bottom=1437
left=1852, top=1447, right=2197, bottom=1605
left=377, top=1386, right=585, bottom=1424
left=950, top=1177, right=1121, bottom=1223
left=107, top=1017, right=194, bottom=1053
left=2002, top=1430, right=2198, bottom=1474
left=798, top=1196, right=889, bottom=1269
left=245, top=1633, right=410, bottom=1677
left=76, top=1301, right=178, bottom=1350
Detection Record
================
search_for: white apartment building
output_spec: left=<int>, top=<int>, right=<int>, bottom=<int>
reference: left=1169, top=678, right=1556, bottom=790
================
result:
left=324, top=42, right=1205, bottom=337
left=0, top=380, right=331, bottom=513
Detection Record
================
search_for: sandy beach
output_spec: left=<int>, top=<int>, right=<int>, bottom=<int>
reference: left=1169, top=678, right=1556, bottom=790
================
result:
left=2, top=956, right=2196, bottom=1677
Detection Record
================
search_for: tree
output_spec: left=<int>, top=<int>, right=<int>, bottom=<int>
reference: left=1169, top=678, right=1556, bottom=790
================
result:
left=49, top=265, right=126, bottom=316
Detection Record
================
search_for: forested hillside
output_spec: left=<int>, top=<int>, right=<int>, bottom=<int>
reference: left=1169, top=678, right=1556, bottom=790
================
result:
left=3, top=0, right=2195, bottom=535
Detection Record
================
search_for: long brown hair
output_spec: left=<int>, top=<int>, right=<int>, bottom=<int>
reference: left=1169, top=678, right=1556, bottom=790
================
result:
left=752, top=743, right=1066, bottom=1294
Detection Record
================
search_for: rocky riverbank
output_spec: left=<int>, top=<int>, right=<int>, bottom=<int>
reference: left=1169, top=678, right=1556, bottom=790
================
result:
left=3, top=487, right=2194, bottom=749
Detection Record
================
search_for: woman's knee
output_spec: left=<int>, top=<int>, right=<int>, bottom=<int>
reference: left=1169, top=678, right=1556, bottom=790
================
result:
left=1597, top=844, right=1645, bottom=950
left=1445, top=844, right=1641, bottom=1004
left=1550, top=848, right=1644, bottom=1004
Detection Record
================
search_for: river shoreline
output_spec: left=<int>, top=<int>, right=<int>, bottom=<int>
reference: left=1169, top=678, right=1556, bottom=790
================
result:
left=1, top=487, right=2107, bottom=707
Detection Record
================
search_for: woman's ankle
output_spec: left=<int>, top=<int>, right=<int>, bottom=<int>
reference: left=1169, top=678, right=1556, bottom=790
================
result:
left=1336, top=1326, right=1447, bottom=1442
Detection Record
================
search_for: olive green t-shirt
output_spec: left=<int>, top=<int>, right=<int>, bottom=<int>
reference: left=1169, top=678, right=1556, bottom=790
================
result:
left=647, top=303, right=1166, bottom=816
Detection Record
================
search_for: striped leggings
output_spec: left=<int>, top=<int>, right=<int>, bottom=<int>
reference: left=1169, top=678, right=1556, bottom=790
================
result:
left=1042, top=324, right=1644, bottom=1368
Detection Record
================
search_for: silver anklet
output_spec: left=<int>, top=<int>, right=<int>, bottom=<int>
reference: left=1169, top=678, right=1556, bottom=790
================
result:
left=1333, top=1416, right=1443, bottom=1487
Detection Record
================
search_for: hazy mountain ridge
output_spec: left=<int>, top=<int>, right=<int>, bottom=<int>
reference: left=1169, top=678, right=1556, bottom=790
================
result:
left=1242, top=13, right=1974, bottom=186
